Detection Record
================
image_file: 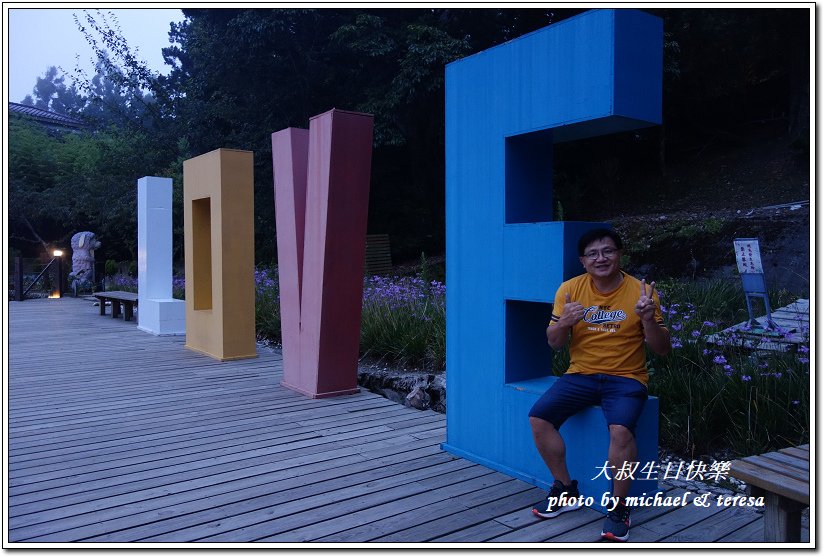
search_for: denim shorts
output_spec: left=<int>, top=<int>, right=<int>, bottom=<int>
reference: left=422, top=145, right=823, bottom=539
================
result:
left=528, top=373, right=648, bottom=435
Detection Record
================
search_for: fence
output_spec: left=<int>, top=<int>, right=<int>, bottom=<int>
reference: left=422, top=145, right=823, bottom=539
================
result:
left=10, top=257, right=63, bottom=300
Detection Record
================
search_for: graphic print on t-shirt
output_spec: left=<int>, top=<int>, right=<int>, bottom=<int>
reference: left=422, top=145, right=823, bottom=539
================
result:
left=582, top=304, right=627, bottom=333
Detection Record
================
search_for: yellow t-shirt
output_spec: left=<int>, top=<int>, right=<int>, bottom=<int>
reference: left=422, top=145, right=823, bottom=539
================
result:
left=549, top=272, right=666, bottom=386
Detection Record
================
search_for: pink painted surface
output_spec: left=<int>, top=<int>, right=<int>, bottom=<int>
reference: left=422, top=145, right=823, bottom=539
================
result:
left=271, top=128, right=309, bottom=392
left=272, top=109, right=374, bottom=398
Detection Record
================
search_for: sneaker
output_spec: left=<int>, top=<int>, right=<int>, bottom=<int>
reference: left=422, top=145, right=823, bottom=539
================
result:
left=532, top=479, right=582, bottom=518
left=600, top=502, right=631, bottom=542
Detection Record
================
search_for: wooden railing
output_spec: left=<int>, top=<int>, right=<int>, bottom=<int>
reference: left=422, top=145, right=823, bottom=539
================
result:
left=12, top=256, right=64, bottom=300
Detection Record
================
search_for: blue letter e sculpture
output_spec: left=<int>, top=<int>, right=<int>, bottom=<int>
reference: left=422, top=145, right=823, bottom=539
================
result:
left=444, top=9, right=663, bottom=509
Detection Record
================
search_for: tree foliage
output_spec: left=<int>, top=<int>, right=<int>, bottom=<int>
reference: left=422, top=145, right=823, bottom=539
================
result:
left=9, top=7, right=810, bottom=263
left=21, top=66, right=85, bottom=115
left=8, top=114, right=169, bottom=259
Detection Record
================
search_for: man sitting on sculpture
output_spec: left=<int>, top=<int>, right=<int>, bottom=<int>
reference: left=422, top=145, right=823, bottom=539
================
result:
left=529, top=228, right=671, bottom=542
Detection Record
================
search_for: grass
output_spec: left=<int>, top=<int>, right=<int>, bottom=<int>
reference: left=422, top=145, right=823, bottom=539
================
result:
left=100, top=273, right=186, bottom=300
left=360, top=274, right=446, bottom=370
left=553, top=277, right=809, bottom=459
left=253, top=267, right=281, bottom=343
left=105, top=273, right=138, bottom=293
left=648, top=278, right=809, bottom=459
left=253, top=256, right=446, bottom=370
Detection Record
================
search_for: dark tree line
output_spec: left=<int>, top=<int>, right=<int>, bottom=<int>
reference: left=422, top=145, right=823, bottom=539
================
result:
left=9, top=8, right=810, bottom=266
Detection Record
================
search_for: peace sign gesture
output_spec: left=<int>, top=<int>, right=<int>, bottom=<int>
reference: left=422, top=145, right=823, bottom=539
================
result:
left=635, top=279, right=657, bottom=323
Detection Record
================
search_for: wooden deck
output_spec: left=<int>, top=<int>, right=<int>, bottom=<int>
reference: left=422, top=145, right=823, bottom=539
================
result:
left=706, top=299, right=810, bottom=352
left=6, top=297, right=791, bottom=545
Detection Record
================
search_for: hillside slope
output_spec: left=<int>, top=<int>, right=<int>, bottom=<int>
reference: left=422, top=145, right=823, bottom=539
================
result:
left=559, top=123, right=811, bottom=294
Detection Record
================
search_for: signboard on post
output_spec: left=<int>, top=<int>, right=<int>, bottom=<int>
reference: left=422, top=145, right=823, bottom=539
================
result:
left=734, top=237, right=779, bottom=332
left=734, top=238, right=764, bottom=275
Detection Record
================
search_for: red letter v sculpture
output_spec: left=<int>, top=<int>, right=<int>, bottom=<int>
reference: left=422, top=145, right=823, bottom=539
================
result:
left=272, top=109, right=374, bottom=398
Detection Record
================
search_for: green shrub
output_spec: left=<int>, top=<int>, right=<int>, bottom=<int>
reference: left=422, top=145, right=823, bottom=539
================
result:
left=253, top=267, right=281, bottom=343
left=649, top=279, right=810, bottom=458
left=105, top=259, right=118, bottom=277
left=250, top=263, right=446, bottom=370
left=250, top=268, right=808, bottom=460
left=107, top=273, right=137, bottom=292
left=360, top=274, right=446, bottom=370
left=172, top=276, right=185, bottom=300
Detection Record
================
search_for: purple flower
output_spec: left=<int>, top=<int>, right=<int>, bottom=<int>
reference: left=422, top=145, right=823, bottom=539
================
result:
left=798, top=345, right=810, bottom=354
left=792, top=400, right=800, bottom=405
left=703, top=320, right=716, bottom=327
left=798, top=357, right=809, bottom=364
left=671, top=323, right=683, bottom=331
left=671, top=339, right=683, bottom=349
left=691, top=330, right=701, bottom=338
left=741, top=375, right=752, bottom=382
left=713, top=355, right=727, bottom=365
left=723, top=364, right=733, bottom=372
left=362, top=274, right=446, bottom=316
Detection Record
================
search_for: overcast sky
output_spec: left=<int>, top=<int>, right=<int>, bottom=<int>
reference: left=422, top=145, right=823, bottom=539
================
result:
left=7, top=7, right=183, bottom=104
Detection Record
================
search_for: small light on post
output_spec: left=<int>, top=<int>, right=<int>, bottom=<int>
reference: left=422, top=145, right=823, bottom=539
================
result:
left=50, top=250, right=64, bottom=298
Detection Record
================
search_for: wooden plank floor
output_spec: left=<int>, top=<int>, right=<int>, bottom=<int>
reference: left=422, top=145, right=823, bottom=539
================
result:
left=706, top=298, right=810, bottom=352
left=6, top=297, right=780, bottom=545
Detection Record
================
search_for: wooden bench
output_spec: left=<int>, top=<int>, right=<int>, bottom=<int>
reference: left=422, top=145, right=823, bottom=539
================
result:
left=93, top=291, right=139, bottom=322
left=729, top=444, right=810, bottom=542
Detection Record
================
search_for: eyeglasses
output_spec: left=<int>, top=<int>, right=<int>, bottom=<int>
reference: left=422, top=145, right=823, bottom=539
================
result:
left=583, top=248, right=619, bottom=260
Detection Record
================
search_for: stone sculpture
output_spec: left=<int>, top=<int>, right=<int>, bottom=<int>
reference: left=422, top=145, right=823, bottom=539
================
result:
left=69, top=231, right=100, bottom=290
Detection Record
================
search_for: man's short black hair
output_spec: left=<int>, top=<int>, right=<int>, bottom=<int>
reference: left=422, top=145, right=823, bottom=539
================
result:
left=578, top=228, right=623, bottom=256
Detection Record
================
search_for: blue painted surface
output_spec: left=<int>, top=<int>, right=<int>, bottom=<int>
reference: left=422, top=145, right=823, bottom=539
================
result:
left=444, top=8, right=663, bottom=510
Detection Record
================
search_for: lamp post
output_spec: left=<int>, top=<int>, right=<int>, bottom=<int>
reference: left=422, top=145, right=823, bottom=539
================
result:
left=52, top=250, right=64, bottom=298
left=14, top=256, right=23, bottom=301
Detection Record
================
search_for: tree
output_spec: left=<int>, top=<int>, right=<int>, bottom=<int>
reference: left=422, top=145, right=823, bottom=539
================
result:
left=21, top=66, right=85, bottom=114
left=11, top=7, right=810, bottom=264
left=8, top=116, right=62, bottom=256
left=648, top=8, right=810, bottom=146
left=157, top=8, right=574, bottom=259
left=8, top=113, right=166, bottom=261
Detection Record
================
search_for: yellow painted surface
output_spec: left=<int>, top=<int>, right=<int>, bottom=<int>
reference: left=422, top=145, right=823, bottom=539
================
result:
left=183, top=149, right=257, bottom=361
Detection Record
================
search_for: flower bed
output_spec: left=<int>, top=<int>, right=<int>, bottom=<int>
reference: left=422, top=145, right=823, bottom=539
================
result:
left=156, top=267, right=811, bottom=460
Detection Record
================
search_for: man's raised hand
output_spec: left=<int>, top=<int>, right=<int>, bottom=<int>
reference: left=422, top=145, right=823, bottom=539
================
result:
left=635, top=279, right=657, bottom=323
left=559, top=291, right=585, bottom=327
